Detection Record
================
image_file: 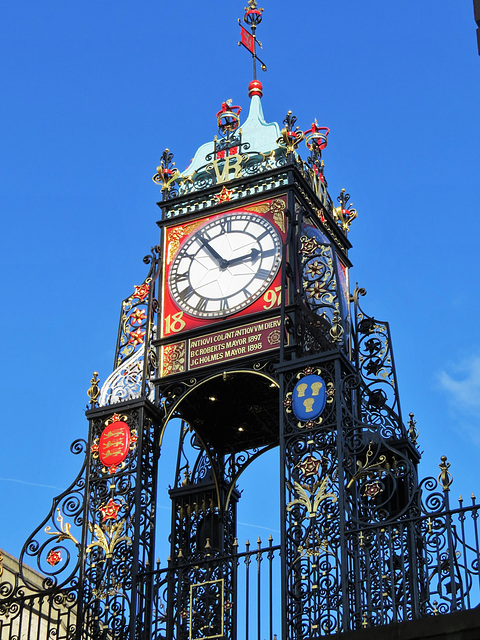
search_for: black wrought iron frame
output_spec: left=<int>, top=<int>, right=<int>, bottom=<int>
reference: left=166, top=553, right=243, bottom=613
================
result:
left=2, top=131, right=480, bottom=640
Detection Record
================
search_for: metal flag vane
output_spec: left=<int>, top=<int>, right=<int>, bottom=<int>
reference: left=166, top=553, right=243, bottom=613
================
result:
left=238, top=0, right=267, bottom=80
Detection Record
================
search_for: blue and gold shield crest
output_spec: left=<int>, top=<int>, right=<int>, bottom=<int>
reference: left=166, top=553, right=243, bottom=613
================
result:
left=292, top=374, right=327, bottom=421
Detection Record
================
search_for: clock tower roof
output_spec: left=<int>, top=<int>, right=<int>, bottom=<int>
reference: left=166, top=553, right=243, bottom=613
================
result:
left=180, top=91, right=280, bottom=179
left=241, top=89, right=280, bottom=153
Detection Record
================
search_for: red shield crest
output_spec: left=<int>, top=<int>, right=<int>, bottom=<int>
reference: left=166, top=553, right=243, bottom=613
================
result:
left=98, top=421, right=131, bottom=467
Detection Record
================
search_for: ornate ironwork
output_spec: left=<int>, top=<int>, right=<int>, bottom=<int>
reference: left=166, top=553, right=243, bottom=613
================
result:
left=98, top=250, right=160, bottom=407
left=87, top=371, right=100, bottom=408
left=4, top=39, right=480, bottom=640
left=18, top=438, right=87, bottom=592
left=277, top=111, right=305, bottom=155
left=352, top=285, right=403, bottom=423
left=81, top=404, right=159, bottom=639
left=333, top=188, right=357, bottom=232
left=153, top=149, right=180, bottom=199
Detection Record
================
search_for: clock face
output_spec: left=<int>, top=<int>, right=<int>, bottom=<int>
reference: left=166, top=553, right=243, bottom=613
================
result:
left=168, top=212, right=282, bottom=319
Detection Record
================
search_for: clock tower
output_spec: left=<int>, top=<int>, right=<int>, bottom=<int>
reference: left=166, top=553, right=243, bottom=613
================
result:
left=3, top=3, right=480, bottom=640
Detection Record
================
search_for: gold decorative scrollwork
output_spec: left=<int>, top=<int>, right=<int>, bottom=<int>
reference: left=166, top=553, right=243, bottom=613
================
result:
left=45, top=508, right=80, bottom=546
left=243, top=197, right=286, bottom=232
left=276, top=115, right=305, bottom=154
left=167, top=221, right=205, bottom=265
left=86, top=518, right=131, bottom=559
left=287, top=476, right=337, bottom=519
left=346, top=442, right=389, bottom=489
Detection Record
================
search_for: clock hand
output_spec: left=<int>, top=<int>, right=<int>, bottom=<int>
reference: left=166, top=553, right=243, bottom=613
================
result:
left=226, top=247, right=261, bottom=268
left=198, top=237, right=228, bottom=269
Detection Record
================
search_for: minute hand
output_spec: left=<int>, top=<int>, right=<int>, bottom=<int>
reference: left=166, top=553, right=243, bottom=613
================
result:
left=198, top=237, right=228, bottom=269
left=226, top=247, right=261, bottom=268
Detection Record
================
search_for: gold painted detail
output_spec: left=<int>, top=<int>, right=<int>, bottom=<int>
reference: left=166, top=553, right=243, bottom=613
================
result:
left=178, top=498, right=215, bottom=520
left=87, top=518, right=131, bottom=560
left=92, top=580, right=123, bottom=601
left=45, top=508, right=79, bottom=546
left=276, top=112, right=305, bottom=153
left=87, top=371, right=100, bottom=407
left=167, top=221, right=205, bottom=265
left=330, top=308, right=344, bottom=344
left=438, top=456, right=453, bottom=492
left=206, top=153, right=248, bottom=184
left=284, top=366, right=334, bottom=429
left=189, top=578, right=225, bottom=640
left=243, top=197, right=286, bottom=232
left=162, top=341, right=187, bottom=376
left=287, top=475, right=337, bottom=519
left=295, top=531, right=334, bottom=566
left=152, top=149, right=181, bottom=193
left=333, top=204, right=357, bottom=232
left=0, top=551, right=3, bottom=578
left=408, top=412, right=419, bottom=445
left=347, top=441, right=390, bottom=489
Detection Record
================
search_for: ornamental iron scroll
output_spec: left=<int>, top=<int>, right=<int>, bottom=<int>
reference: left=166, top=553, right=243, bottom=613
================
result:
left=16, top=439, right=87, bottom=592
left=115, top=248, right=160, bottom=368
left=297, top=224, right=349, bottom=351
left=352, top=286, right=404, bottom=426
left=82, top=406, right=158, bottom=639
left=344, top=437, right=419, bottom=525
left=97, top=248, right=160, bottom=408
left=282, top=362, right=345, bottom=636
left=172, top=418, right=275, bottom=509
left=99, top=344, right=156, bottom=406
left=343, top=465, right=480, bottom=629
left=153, top=149, right=181, bottom=199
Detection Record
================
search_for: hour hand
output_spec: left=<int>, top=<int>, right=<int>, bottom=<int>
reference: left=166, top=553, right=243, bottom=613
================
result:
left=226, top=247, right=261, bottom=268
left=198, top=237, right=228, bottom=269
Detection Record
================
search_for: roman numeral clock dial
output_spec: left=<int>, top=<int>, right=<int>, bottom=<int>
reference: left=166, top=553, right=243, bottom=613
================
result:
left=168, top=213, right=282, bottom=319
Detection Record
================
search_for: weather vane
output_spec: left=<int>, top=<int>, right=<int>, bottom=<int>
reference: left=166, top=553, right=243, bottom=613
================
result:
left=238, top=0, right=267, bottom=80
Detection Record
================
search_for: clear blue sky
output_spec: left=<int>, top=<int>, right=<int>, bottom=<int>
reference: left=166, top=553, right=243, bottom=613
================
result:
left=1, top=1, right=479, bottom=560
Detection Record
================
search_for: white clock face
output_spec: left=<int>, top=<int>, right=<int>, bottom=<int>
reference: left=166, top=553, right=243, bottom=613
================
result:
left=168, top=212, right=282, bottom=318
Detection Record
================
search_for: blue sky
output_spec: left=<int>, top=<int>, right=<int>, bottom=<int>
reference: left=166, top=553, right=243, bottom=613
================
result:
left=1, top=1, right=479, bottom=561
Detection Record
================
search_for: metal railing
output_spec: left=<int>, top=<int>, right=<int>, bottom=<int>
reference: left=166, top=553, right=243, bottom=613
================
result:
left=148, top=537, right=281, bottom=640
left=2, top=498, right=480, bottom=638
